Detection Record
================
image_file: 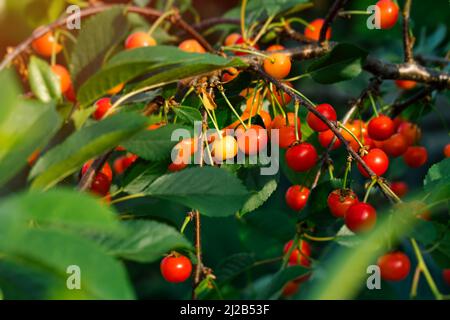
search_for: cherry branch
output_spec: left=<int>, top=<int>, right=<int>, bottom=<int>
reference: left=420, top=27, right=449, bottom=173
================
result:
left=391, top=86, right=434, bottom=117
left=319, top=0, right=350, bottom=43
left=402, top=0, right=414, bottom=63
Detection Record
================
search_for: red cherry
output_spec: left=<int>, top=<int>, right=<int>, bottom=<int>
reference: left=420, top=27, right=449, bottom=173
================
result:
left=345, top=202, right=377, bottom=233
left=376, top=0, right=399, bottom=29
left=397, top=122, right=421, bottom=146
left=444, top=144, right=450, bottom=158
left=285, top=185, right=310, bottom=211
left=160, top=254, right=192, bottom=283
left=380, top=133, right=408, bottom=157
left=282, top=281, right=300, bottom=297
left=267, top=82, right=293, bottom=106
left=283, top=240, right=311, bottom=267
left=125, top=32, right=156, bottom=50
left=93, top=98, right=112, bottom=120
left=89, top=172, right=111, bottom=197
left=357, top=148, right=389, bottom=177
left=403, top=146, right=428, bottom=168
left=271, top=112, right=300, bottom=129
left=82, top=160, right=113, bottom=182
left=234, top=36, right=260, bottom=56
left=377, top=252, right=411, bottom=281
left=327, top=189, right=359, bottom=218
left=395, top=80, right=417, bottom=90
left=168, top=161, right=188, bottom=172
left=306, top=103, right=337, bottom=132
left=222, top=67, right=239, bottom=83
left=278, top=125, right=301, bottom=149
left=65, top=83, right=77, bottom=102
left=443, top=269, right=450, bottom=286
left=114, top=154, right=138, bottom=175
left=390, top=181, right=408, bottom=198
left=285, top=143, right=318, bottom=172
left=318, top=129, right=341, bottom=150
left=304, top=18, right=331, bottom=41
left=236, top=125, right=268, bottom=155
left=368, top=115, right=394, bottom=141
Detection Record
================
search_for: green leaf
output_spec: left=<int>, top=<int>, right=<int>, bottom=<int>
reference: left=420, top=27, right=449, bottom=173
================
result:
left=77, top=46, right=247, bottom=106
left=122, top=124, right=188, bottom=161
left=0, top=69, right=21, bottom=122
left=257, top=266, right=308, bottom=299
left=122, top=161, right=168, bottom=194
left=173, top=106, right=202, bottom=125
left=70, top=6, right=129, bottom=89
left=239, top=179, right=277, bottom=216
left=215, top=253, right=255, bottom=283
left=29, top=113, right=148, bottom=190
left=28, top=56, right=61, bottom=102
left=307, top=43, right=368, bottom=84
left=424, top=158, right=450, bottom=202
left=0, top=98, right=61, bottom=188
left=94, top=220, right=192, bottom=263
left=144, top=167, right=249, bottom=217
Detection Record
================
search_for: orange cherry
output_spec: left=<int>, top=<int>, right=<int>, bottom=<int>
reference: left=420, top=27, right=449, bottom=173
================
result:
left=32, top=31, right=63, bottom=57
left=51, top=64, right=71, bottom=94
left=179, top=39, right=206, bottom=53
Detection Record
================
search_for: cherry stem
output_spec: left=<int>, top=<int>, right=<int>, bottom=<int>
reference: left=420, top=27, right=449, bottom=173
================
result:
left=251, top=14, right=275, bottom=46
left=180, top=214, right=192, bottom=234
left=287, top=17, right=315, bottom=30
left=110, top=193, right=146, bottom=205
left=368, top=92, right=379, bottom=117
left=338, top=10, right=371, bottom=16
left=219, top=89, right=248, bottom=130
left=221, top=46, right=271, bottom=59
left=147, top=9, right=175, bottom=37
left=410, top=265, right=421, bottom=298
left=342, top=157, right=352, bottom=189
left=303, top=233, right=335, bottom=242
left=338, top=122, right=364, bottom=150
left=363, top=178, right=377, bottom=203
left=50, top=29, right=60, bottom=67
left=240, top=0, right=248, bottom=42
left=294, top=101, right=300, bottom=141
left=203, top=104, right=221, bottom=135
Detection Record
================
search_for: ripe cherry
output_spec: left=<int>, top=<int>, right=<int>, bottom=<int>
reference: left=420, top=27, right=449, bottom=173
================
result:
left=93, top=97, right=112, bottom=120
left=211, top=136, right=238, bottom=162
left=243, top=88, right=263, bottom=114
left=282, top=281, right=300, bottom=297
left=113, top=154, right=138, bottom=175
left=285, top=143, right=318, bottom=172
left=82, top=160, right=113, bottom=182
left=368, top=115, right=394, bottom=141
left=380, top=133, right=408, bottom=157
left=341, top=121, right=365, bottom=152
left=125, top=32, right=156, bottom=50
left=278, top=125, right=301, bottom=149
left=51, top=64, right=71, bottom=94
left=306, top=103, right=337, bottom=132
left=178, top=39, right=206, bottom=53
left=267, top=82, right=293, bottom=106
left=318, top=129, right=341, bottom=150
left=107, top=83, right=124, bottom=95
left=444, top=144, right=450, bottom=158
left=283, top=239, right=311, bottom=267
left=258, top=110, right=272, bottom=129
left=263, top=53, right=291, bottom=79
left=285, top=185, right=310, bottom=211
left=224, top=33, right=241, bottom=46
left=390, top=181, right=408, bottom=198
left=65, top=83, right=77, bottom=102
left=89, top=172, right=111, bottom=197
left=172, top=137, right=199, bottom=164
left=267, top=44, right=285, bottom=52
left=345, top=202, right=377, bottom=233
left=327, top=189, right=359, bottom=218
left=234, top=36, right=260, bottom=56
left=222, top=67, right=239, bottom=83
left=271, top=113, right=300, bottom=129
left=168, top=161, right=188, bottom=172
left=304, top=18, right=331, bottom=41
left=403, top=146, right=428, bottom=168
left=32, top=31, right=62, bottom=57
left=377, top=252, right=411, bottom=281
left=376, top=0, right=399, bottom=29
left=357, top=148, right=389, bottom=177
left=443, top=269, right=450, bottom=286
left=395, top=80, right=416, bottom=90
left=160, top=254, right=192, bottom=283
left=236, top=125, right=268, bottom=155
left=397, top=122, right=421, bottom=146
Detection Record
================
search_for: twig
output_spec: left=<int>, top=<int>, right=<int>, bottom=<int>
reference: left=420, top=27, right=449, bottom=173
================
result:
left=391, top=86, right=434, bottom=117
left=319, top=0, right=349, bottom=43
left=77, top=151, right=112, bottom=191
left=402, top=0, right=414, bottom=63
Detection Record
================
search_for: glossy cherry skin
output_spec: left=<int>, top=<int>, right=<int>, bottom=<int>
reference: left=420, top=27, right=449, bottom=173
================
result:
left=271, top=113, right=300, bottom=129
left=236, top=125, right=268, bottom=155
left=224, top=33, right=241, bottom=46
left=211, top=135, right=238, bottom=161
left=390, top=181, right=408, bottom=198
left=395, top=80, right=416, bottom=90
left=31, top=31, right=62, bottom=57
left=397, top=122, right=421, bottom=146
left=267, top=44, right=285, bottom=51
left=306, top=103, right=337, bottom=132
left=258, top=110, right=272, bottom=129
left=82, top=160, right=113, bottom=182
left=444, top=144, right=450, bottom=158
left=263, top=53, right=291, bottom=79
left=318, top=129, right=341, bottom=150
left=160, top=254, right=192, bottom=283
left=267, top=82, right=293, bottom=106
left=327, top=189, right=359, bottom=218
left=178, top=39, right=206, bottom=53
left=403, top=146, right=428, bottom=168
left=93, top=97, right=112, bottom=120
left=357, top=148, right=389, bottom=178
left=113, top=154, right=138, bottom=175
left=376, top=0, right=400, bottom=29
left=65, top=83, right=77, bottom=102
left=345, top=202, right=377, bottom=233
left=285, top=185, right=310, bottom=211
left=380, top=133, right=408, bottom=157
left=51, top=64, right=71, bottom=94
left=283, top=239, right=311, bottom=267
left=377, top=252, right=411, bottom=281
left=285, top=143, right=318, bottom=172
left=125, top=32, right=156, bottom=49
left=277, top=125, right=301, bottom=149
left=304, top=18, right=331, bottom=41
left=89, top=172, right=111, bottom=197
left=368, top=115, right=395, bottom=141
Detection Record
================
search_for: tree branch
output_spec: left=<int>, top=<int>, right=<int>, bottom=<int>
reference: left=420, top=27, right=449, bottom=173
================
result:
left=391, top=86, right=434, bottom=117
left=402, top=0, right=414, bottom=63
left=319, top=0, right=349, bottom=43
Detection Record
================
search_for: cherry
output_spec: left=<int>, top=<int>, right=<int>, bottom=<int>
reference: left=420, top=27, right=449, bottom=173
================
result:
left=376, top=0, right=399, bottom=29
left=392, top=117, right=405, bottom=131
left=285, top=143, right=318, bottom=172
left=224, top=33, right=241, bottom=46
left=82, top=160, right=113, bottom=182
left=32, top=31, right=62, bottom=57
left=172, top=137, right=199, bottom=164
left=282, top=281, right=300, bottom=297
left=306, top=103, right=337, bottom=132
left=267, top=82, right=293, bottom=106
left=403, top=146, right=428, bottom=168
left=263, top=53, right=291, bottom=79
left=304, top=18, right=331, bottom=41
left=51, top=64, right=71, bottom=94
left=267, top=44, right=285, bottom=51
left=341, top=121, right=365, bottom=152
left=113, top=154, right=138, bottom=175
left=160, top=254, right=192, bottom=283
left=147, top=122, right=166, bottom=131
left=107, top=83, right=124, bottom=95
left=93, top=97, right=112, bottom=120
left=285, top=185, right=310, bottom=211
left=327, top=189, right=359, bottom=218
left=345, top=202, right=377, bottom=233
left=379, top=133, right=408, bottom=157
left=395, top=80, right=416, bottom=90
left=390, top=181, right=408, bottom=198
left=283, top=239, right=311, bottom=267
left=258, top=110, right=272, bottom=129
left=377, top=252, right=411, bottom=281
left=211, top=136, right=238, bottom=161
left=368, top=115, right=394, bottom=141
left=168, top=161, right=188, bottom=172
left=236, top=125, right=268, bottom=155
left=89, top=172, right=111, bottom=197
left=125, top=32, right=156, bottom=50
left=397, top=122, right=421, bottom=146
left=271, top=112, right=300, bottom=129
left=178, top=39, right=206, bottom=53
left=243, top=88, right=263, bottom=114
left=222, top=67, right=239, bottom=83
left=444, top=144, right=450, bottom=158
left=357, top=148, right=389, bottom=177
left=318, top=129, right=341, bottom=150
left=65, top=83, right=77, bottom=102
left=443, top=269, right=450, bottom=286
left=234, top=36, right=260, bottom=56
left=278, top=125, right=301, bottom=149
